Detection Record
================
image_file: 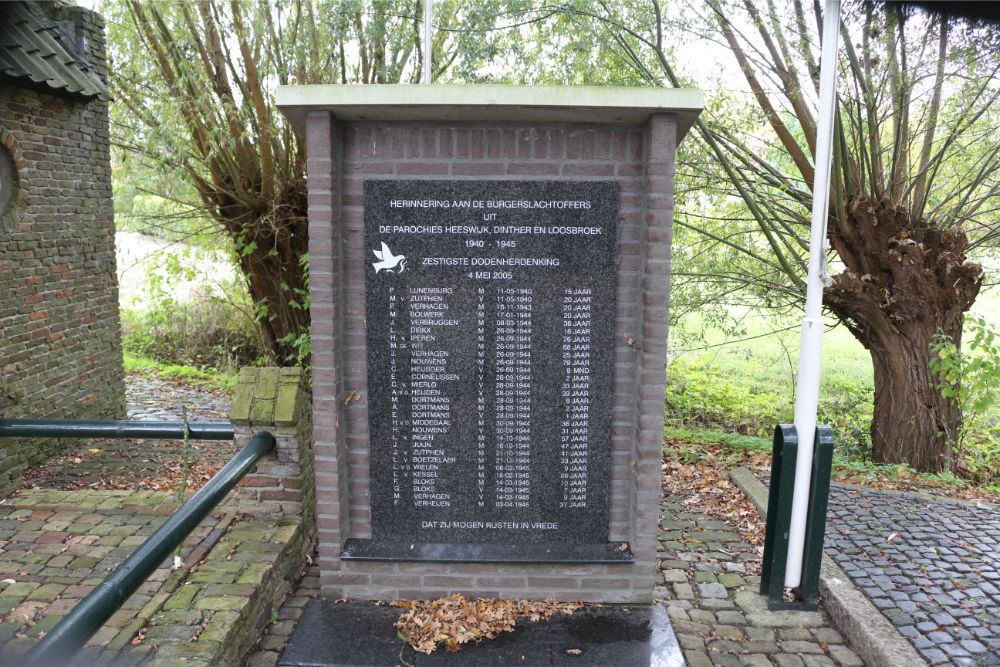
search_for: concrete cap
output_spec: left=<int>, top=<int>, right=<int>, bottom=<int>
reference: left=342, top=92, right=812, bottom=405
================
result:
left=276, top=84, right=704, bottom=141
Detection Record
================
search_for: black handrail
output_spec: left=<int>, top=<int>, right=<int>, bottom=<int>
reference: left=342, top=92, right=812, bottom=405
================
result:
left=0, top=419, right=234, bottom=441
left=23, top=431, right=275, bottom=666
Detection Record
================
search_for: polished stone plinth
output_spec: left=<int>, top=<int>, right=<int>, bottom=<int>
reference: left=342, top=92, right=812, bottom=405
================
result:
left=279, top=599, right=683, bottom=667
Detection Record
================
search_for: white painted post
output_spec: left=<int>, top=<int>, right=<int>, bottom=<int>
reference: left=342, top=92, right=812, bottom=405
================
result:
left=422, top=0, right=432, bottom=84
left=784, top=0, right=840, bottom=589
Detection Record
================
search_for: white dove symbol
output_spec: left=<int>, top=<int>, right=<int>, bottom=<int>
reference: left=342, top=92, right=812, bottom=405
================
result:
left=372, top=242, right=406, bottom=273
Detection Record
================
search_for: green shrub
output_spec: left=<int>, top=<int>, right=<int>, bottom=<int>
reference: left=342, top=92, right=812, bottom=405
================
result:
left=930, top=315, right=1000, bottom=489
left=665, top=354, right=876, bottom=463
left=665, top=355, right=789, bottom=437
left=816, top=375, right=873, bottom=463
left=122, top=295, right=265, bottom=372
left=123, top=352, right=238, bottom=393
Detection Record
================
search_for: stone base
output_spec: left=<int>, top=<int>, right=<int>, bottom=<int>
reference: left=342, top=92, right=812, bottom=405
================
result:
left=279, top=599, right=683, bottom=666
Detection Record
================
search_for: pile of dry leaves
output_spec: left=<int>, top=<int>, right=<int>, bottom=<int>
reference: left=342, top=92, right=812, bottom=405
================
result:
left=20, top=438, right=230, bottom=494
left=662, top=440, right=768, bottom=546
left=392, top=594, right=582, bottom=654
left=834, top=465, right=1000, bottom=504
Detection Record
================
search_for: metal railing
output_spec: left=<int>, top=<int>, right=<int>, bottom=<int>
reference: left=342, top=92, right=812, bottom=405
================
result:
left=0, top=419, right=271, bottom=665
left=0, top=418, right=234, bottom=441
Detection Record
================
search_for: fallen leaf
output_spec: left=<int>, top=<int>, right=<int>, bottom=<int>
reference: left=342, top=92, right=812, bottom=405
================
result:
left=393, top=595, right=583, bottom=654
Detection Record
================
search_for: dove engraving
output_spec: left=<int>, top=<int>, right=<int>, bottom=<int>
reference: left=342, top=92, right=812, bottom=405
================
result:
left=372, top=242, right=406, bottom=273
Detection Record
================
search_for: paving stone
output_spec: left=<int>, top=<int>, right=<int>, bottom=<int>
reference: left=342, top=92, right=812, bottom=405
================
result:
left=743, top=640, right=779, bottom=654
left=716, top=610, right=747, bottom=626
left=709, top=653, right=744, bottom=667
left=685, top=649, right=714, bottom=667
left=698, top=582, right=728, bottom=599
left=674, top=620, right=712, bottom=635
left=778, top=628, right=812, bottom=641
left=780, top=640, right=824, bottom=654
left=745, top=627, right=775, bottom=641
left=678, top=633, right=706, bottom=650
left=689, top=609, right=716, bottom=624
left=772, top=654, right=805, bottom=667
left=718, top=573, right=746, bottom=588
left=662, top=568, right=688, bottom=583
left=707, top=639, right=742, bottom=653
left=673, top=583, right=695, bottom=600
left=712, top=625, right=745, bottom=641
left=825, top=483, right=1000, bottom=665
left=245, top=651, right=280, bottom=667
left=919, top=647, right=949, bottom=664
left=959, top=639, right=986, bottom=653
left=667, top=605, right=690, bottom=622
left=701, top=599, right=737, bottom=610
left=810, top=628, right=843, bottom=644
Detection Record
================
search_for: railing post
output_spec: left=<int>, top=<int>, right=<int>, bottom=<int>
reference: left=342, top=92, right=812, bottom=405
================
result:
left=230, top=368, right=314, bottom=531
left=760, top=423, right=834, bottom=611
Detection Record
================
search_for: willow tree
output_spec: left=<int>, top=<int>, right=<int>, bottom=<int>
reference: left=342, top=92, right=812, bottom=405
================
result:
left=540, top=1, right=999, bottom=470
left=106, top=0, right=513, bottom=363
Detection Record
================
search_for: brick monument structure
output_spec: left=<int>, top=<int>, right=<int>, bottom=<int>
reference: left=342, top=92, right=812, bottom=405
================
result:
left=278, top=85, right=701, bottom=603
left=0, top=2, right=124, bottom=490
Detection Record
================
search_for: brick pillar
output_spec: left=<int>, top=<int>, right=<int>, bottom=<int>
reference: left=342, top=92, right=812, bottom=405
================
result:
left=231, top=368, right=315, bottom=536
left=631, top=113, right=678, bottom=571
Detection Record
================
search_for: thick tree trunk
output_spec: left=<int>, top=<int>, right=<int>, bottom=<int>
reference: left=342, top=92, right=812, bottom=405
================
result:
left=868, top=322, right=961, bottom=470
left=825, top=197, right=981, bottom=472
left=216, top=182, right=310, bottom=366
left=237, top=221, right=309, bottom=364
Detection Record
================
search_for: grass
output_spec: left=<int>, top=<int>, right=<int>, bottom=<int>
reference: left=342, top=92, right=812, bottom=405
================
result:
left=663, top=425, right=996, bottom=501
left=672, top=277, right=1000, bottom=415
left=666, top=277, right=1000, bottom=494
left=124, top=352, right=238, bottom=394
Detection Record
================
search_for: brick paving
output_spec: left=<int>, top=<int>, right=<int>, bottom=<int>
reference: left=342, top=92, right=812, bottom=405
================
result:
left=655, top=495, right=862, bottom=667
left=0, top=489, right=224, bottom=663
left=826, top=484, right=1000, bottom=666
left=0, top=375, right=311, bottom=665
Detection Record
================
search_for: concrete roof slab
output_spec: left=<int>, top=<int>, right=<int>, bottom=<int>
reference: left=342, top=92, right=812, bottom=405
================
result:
left=276, top=84, right=703, bottom=141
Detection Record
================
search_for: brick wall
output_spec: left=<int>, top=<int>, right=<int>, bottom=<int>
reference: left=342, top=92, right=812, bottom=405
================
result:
left=0, top=6, right=125, bottom=491
left=308, top=114, right=677, bottom=603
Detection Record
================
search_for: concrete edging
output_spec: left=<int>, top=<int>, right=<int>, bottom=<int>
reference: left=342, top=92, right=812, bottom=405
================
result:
left=728, top=466, right=928, bottom=667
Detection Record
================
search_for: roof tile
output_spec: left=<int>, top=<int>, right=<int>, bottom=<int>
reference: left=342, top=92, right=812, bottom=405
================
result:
left=0, top=1, right=107, bottom=101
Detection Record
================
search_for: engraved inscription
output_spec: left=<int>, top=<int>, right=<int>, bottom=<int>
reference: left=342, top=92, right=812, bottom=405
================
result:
left=365, top=180, right=618, bottom=545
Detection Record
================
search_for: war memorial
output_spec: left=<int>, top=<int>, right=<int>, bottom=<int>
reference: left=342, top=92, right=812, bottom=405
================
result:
left=276, top=84, right=703, bottom=606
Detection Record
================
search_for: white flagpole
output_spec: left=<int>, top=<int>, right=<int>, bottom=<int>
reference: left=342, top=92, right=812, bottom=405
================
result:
left=423, top=0, right=432, bottom=84
left=784, top=0, right=840, bottom=589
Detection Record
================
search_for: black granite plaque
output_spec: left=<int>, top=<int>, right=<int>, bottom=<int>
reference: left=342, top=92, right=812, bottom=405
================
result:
left=363, top=180, right=618, bottom=552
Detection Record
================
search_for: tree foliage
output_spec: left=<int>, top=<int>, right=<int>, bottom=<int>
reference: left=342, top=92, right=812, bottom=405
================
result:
left=106, top=0, right=518, bottom=363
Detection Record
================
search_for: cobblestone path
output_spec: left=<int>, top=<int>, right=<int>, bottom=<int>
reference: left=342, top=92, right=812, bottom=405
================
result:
left=126, top=375, right=232, bottom=422
left=242, top=499, right=864, bottom=667
left=655, top=496, right=862, bottom=667
left=826, top=484, right=1000, bottom=666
